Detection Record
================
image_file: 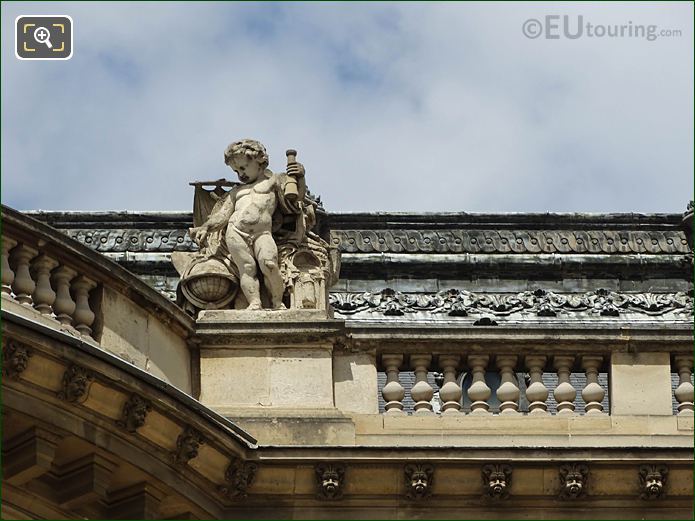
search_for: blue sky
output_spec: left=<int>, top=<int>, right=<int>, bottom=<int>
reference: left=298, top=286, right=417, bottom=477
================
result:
left=1, top=2, right=693, bottom=212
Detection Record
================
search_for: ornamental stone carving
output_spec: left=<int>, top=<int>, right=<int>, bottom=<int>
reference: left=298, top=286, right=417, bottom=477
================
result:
left=482, top=463, right=512, bottom=500
left=639, top=464, right=668, bottom=500
left=404, top=463, right=434, bottom=500
left=315, top=462, right=346, bottom=500
left=331, top=229, right=691, bottom=255
left=171, top=140, right=338, bottom=314
left=3, top=341, right=32, bottom=379
left=58, top=364, right=94, bottom=403
left=559, top=463, right=589, bottom=500
left=117, top=394, right=152, bottom=433
left=330, top=288, right=693, bottom=319
left=218, top=457, right=258, bottom=499
left=66, top=227, right=692, bottom=256
left=174, top=426, right=205, bottom=465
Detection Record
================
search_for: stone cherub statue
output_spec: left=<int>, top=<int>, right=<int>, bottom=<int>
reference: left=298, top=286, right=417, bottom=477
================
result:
left=173, top=139, right=338, bottom=314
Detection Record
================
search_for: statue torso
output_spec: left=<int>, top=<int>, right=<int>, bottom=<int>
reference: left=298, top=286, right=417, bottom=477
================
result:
left=229, top=175, right=278, bottom=233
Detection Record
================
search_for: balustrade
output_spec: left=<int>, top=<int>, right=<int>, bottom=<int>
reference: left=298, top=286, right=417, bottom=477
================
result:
left=378, top=352, right=615, bottom=417
left=438, top=354, right=462, bottom=415
left=2, top=233, right=99, bottom=339
left=525, top=355, right=549, bottom=415
left=673, top=355, right=694, bottom=416
left=382, top=354, right=406, bottom=415
left=553, top=355, right=577, bottom=415
left=581, top=356, right=605, bottom=415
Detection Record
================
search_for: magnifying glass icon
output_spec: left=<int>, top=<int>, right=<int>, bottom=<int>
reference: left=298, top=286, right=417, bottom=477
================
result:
left=33, top=26, right=53, bottom=49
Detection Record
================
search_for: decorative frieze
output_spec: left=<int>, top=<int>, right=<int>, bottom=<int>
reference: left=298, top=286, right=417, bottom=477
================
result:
left=2, top=341, right=32, bottom=379
left=174, top=426, right=205, bottom=465
left=218, top=457, right=258, bottom=499
left=639, top=464, right=668, bottom=500
left=404, top=463, right=434, bottom=500
left=559, top=463, right=589, bottom=500
left=117, top=394, right=152, bottom=433
left=332, top=229, right=690, bottom=255
left=67, top=229, right=195, bottom=253
left=315, top=462, right=346, bottom=500
left=482, top=463, right=512, bottom=500
left=63, top=228, right=691, bottom=255
left=58, top=364, right=94, bottom=403
left=330, top=288, right=693, bottom=319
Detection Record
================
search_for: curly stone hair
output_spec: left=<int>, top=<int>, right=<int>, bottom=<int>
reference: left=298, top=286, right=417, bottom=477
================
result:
left=223, top=139, right=269, bottom=170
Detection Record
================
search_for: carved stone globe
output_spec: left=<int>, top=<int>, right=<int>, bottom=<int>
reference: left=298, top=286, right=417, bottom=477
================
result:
left=180, top=258, right=238, bottom=309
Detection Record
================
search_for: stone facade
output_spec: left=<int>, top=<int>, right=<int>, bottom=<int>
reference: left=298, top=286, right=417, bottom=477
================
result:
left=2, top=183, right=693, bottom=519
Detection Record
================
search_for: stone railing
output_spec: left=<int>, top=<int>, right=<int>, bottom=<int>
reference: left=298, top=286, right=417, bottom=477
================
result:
left=3, top=235, right=99, bottom=337
left=328, top=320, right=694, bottom=426
left=673, top=354, right=695, bottom=415
left=379, top=353, right=608, bottom=416
left=1, top=205, right=196, bottom=394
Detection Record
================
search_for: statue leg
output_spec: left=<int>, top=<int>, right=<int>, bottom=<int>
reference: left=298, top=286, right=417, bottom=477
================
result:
left=225, top=227, right=262, bottom=309
left=253, top=233, right=286, bottom=310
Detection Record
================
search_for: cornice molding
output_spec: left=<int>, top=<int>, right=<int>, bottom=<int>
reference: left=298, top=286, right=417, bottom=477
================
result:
left=330, top=288, right=694, bottom=320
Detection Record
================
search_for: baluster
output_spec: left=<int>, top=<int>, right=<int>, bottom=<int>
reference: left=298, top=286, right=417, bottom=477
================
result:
left=2, top=238, right=18, bottom=295
left=496, top=355, right=520, bottom=415
left=673, top=355, right=694, bottom=416
left=31, top=255, right=59, bottom=314
left=467, top=354, right=491, bottom=415
left=410, top=354, right=434, bottom=415
left=438, top=354, right=462, bottom=415
left=525, top=355, right=549, bottom=415
left=71, top=276, right=97, bottom=336
left=553, top=355, right=577, bottom=415
left=581, top=355, right=605, bottom=415
left=10, top=244, right=38, bottom=305
left=52, top=265, right=77, bottom=325
left=382, top=354, right=405, bottom=415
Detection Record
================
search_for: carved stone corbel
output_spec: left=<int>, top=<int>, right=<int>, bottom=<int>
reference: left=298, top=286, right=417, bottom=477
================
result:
left=639, top=464, right=668, bottom=500
left=482, top=463, right=512, bottom=500
left=559, top=463, right=589, bottom=499
left=3, top=340, right=32, bottom=379
left=315, top=462, right=345, bottom=500
left=174, top=426, right=205, bottom=465
left=58, top=364, right=95, bottom=403
left=218, top=457, right=258, bottom=499
left=116, top=394, right=152, bottom=433
left=404, top=463, right=434, bottom=500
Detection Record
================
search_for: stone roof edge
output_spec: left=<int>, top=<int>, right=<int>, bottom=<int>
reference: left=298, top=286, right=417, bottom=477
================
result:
left=27, top=210, right=687, bottom=228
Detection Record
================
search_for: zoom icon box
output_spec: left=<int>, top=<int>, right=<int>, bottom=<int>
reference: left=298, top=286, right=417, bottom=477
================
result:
left=16, top=15, right=73, bottom=60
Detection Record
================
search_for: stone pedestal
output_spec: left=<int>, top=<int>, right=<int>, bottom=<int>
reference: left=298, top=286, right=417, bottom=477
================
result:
left=195, top=309, right=354, bottom=445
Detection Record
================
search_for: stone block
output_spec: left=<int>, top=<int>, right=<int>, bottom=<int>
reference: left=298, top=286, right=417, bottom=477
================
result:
left=199, top=351, right=270, bottom=408
left=610, top=352, right=673, bottom=416
left=677, top=415, right=694, bottom=430
left=269, top=349, right=334, bottom=408
left=333, top=353, right=379, bottom=415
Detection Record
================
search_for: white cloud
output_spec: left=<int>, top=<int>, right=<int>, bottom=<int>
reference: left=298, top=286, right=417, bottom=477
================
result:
left=2, top=1, right=692, bottom=212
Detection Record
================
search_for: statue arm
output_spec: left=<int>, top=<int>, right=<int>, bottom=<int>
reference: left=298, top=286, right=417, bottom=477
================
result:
left=189, top=191, right=235, bottom=246
left=204, top=191, right=235, bottom=228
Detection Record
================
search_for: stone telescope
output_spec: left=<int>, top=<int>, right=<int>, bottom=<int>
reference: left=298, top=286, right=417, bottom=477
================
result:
left=1, top=141, right=693, bottom=519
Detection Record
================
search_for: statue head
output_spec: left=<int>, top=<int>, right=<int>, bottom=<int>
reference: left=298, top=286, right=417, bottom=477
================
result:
left=3, top=342, right=32, bottom=378
left=175, top=427, right=204, bottom=465
left=224, top=139, right=269, bottom=184
left=482, top=464, right=512, bottom=500
left=60, top=365, right=93, bottom=403
left=10, top=347, right=30, bottom=373
left=639, top=465, right=668, bottom=500
left=315, top=463, right=345, bottom=500
left=559, top=463, right=588, bottom=499
left=404, top=463, right=434, bottom=500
